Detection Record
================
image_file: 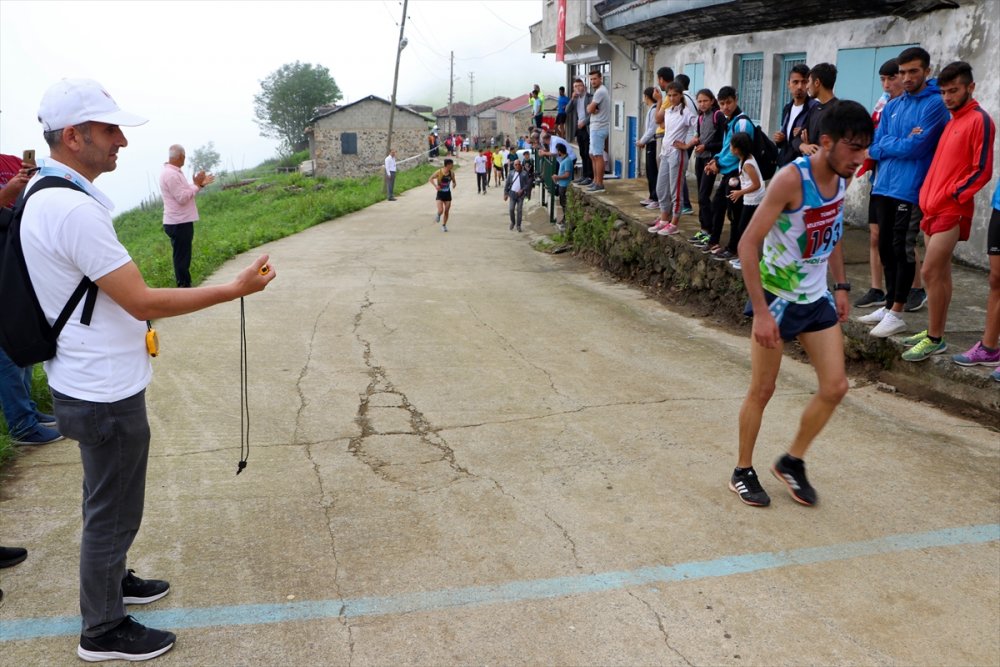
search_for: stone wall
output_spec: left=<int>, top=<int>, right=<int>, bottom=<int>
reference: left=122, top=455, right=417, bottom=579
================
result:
left=310, top=99, right=428, bottom=179
left=563, top=188, right=749, bottom=322
left=561, top=188, right=1000, bottom=420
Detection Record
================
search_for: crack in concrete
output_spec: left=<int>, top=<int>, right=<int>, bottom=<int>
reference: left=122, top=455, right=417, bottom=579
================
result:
left=466, top=303, right=567, bottom=400
left=627, top=591, right=695, bottom=666
left=349, top=293, right=472, bottom=489
left=541, top=510, right=583, bottom=570
left=428, top=392, right=793, bottom=434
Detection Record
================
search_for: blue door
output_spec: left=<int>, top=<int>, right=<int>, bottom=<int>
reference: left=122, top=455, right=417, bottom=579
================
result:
left=627, top=116, right=637, bottom=179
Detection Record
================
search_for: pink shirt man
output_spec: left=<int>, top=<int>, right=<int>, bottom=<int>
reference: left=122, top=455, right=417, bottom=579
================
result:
left=159, top=163, right=201, bottom=224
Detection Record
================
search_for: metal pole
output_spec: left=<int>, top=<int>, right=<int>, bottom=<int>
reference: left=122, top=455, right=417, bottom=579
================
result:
left=448, top=50, right=454, bottom=138
left=386, top=0, right=409, bottom=155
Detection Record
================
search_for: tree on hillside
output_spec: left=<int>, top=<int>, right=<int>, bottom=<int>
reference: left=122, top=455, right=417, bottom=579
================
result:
left=190, top=142, right=221, bottom=174
left=253, top=61, right=342, bottom=154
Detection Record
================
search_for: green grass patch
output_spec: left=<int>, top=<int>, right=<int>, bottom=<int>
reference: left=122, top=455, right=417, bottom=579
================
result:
left=117, top=164, right=436, bottom=288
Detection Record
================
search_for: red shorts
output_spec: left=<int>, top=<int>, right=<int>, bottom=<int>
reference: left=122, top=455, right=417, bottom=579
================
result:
left=920, top=213, right=971, bottom=241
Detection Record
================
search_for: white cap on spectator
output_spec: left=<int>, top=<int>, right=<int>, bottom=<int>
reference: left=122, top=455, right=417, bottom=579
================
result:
left=38, top=78, right=147, bottom=132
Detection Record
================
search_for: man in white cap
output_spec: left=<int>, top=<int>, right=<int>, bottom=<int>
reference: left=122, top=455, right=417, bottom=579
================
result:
left=22, top=78, right=276, bottom=662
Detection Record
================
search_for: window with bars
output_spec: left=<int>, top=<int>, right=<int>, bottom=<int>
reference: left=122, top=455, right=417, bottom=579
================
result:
left=737, top=53, right=764, bottom=124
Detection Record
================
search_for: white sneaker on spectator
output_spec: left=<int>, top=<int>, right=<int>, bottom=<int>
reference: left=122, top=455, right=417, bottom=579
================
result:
left=858, top=306, right=887, bottom=324
left=870, top=311, right=907, bottom=338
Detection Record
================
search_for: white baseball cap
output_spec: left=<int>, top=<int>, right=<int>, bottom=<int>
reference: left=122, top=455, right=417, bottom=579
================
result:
left=37, top=78, right=147, bottom=132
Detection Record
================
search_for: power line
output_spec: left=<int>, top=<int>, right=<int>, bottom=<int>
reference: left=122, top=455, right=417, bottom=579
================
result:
left=479, top=1, right=524, bottom=31
left=379, top=0, right=399, bottom=26
left=456, top=34, right=528, bottom=61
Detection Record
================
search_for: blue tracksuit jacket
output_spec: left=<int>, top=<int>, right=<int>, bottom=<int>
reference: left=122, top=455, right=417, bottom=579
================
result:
left=868, top=79, right=949, bottom=204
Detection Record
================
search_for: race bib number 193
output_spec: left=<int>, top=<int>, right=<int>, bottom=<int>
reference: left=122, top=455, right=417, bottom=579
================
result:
left=803, top=200, right=843, bottom=259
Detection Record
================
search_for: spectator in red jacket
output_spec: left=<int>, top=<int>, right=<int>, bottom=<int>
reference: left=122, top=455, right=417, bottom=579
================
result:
left=903, top=61, right=995, bottom=361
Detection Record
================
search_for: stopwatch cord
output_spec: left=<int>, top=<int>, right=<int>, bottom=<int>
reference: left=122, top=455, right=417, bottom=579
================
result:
left=237, top=297, right=250, bottom=474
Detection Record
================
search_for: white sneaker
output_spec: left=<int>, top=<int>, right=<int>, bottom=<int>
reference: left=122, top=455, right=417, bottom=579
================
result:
left=870, top=312, right=906, bottom=338
left=858, top=306, right=887, bottom=324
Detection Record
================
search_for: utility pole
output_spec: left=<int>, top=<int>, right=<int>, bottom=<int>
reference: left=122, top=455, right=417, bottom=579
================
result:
left=386, top=0, right=409, bottom=155
left=447, top=50, right=454, bottom=137
left=468, top=71, right=475, bottom=140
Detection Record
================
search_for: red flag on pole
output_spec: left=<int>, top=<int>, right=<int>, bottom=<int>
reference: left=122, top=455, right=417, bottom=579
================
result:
left=556, top=0, right=566, bottom=62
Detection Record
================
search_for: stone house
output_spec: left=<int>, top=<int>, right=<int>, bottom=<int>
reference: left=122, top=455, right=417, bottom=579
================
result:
left=307, top=95, right=429, bottom=179
left=530, top=0, right=999, bottom=269
left=468, top=96, right=510, bottom=140
left=495, top=94, right=559, bottom=141
left=433, top=102, right=473, bottom=135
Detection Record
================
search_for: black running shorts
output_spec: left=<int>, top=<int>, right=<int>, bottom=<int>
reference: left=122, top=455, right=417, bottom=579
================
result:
left=744, top=291, right=839, bottom=342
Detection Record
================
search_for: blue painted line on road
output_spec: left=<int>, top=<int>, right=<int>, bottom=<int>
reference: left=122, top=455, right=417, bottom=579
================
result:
left=3, top=523, right=997, bottom=642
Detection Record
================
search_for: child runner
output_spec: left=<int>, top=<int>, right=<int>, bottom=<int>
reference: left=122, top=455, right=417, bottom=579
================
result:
left=474, top=150, right=488, bottom=194
left=429, top=158, right=457, bottom=232
left=649, top=82, right=696, bottom=236
left=493, top=149, right=504, bottom=187
left=731, top=100, right=874, bottom=507
left=718, top=132, right=765, bottom=269
left=690, top=89, right=725, bottom=247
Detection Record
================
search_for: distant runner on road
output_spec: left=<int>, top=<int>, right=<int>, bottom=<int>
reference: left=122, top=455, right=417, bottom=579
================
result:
left=430, top=159, right=456, bottom=232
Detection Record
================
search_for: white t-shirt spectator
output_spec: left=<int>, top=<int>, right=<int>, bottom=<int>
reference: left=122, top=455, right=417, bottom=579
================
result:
left=590, top=85, right=612, bottom=131
left=474, top=155, right=487, bottom=173
left=21, top=159, right=151, bottom=402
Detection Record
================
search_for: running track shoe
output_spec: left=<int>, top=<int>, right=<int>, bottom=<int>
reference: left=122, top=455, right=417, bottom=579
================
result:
left=729, top=468, right=770, bottom=507
left=771, top=454, right=817, bottom=506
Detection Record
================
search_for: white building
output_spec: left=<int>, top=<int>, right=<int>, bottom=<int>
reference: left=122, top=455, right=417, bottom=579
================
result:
left=531, top=0, right=999, bottom=269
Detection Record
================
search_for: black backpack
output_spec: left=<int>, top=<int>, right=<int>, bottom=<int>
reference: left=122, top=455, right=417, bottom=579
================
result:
left=733, top=113, right=779, bottom=181
left=0, top=177, right=98, bottom=367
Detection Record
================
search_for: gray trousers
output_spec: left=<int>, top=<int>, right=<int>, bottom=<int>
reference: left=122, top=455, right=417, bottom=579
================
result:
left=52, top=388, right=150, bottom=636
left=656, top=150, right=686, bottom=216
left=508, top=192, right=525, bottom=229
left=385, top=171, right=396, bottom=199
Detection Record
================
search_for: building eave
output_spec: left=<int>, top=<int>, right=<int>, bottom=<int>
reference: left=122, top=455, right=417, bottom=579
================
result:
left=595, top=0, right=959, bottom=48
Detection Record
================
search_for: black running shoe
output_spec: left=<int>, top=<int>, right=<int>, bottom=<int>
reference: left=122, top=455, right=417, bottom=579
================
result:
left=904, top=287, right=927, bottom=312
left=77, top=616, right=175, bottom=662
left=770, top=454, right=817, bottom=506
left=122, top=569, right=170, bottom=605
left=853, top=287, right=885, bottom=308
left=729, top=468, right=771, bottom=507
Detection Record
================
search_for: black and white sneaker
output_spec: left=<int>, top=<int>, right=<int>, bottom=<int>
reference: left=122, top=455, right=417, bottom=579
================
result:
left=122, top=569, right=170, bottom=605
left=729, top=467, right=771, bottom=507
left=771, top=454, right=817, bottom=506
left=78, top=616, right=175, bottom=662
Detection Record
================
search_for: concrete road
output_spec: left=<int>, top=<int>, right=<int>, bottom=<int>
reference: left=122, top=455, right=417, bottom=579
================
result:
left=2, top=156, right=998, bottom=666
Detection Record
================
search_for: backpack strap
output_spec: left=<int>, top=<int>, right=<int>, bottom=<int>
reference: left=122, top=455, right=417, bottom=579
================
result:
left=16, top=176, right=99, bottom=333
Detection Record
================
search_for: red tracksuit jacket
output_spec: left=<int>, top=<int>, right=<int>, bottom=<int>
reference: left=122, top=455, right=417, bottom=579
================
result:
left=918, top=98, right=995, bottom=218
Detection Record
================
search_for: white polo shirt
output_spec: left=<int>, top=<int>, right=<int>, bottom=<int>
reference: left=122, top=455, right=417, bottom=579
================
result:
left=21, top=159, right=151, bottom=402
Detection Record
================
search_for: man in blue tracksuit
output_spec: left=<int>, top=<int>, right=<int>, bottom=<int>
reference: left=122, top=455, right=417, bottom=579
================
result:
left=861, top=46, right=950, bottom=338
